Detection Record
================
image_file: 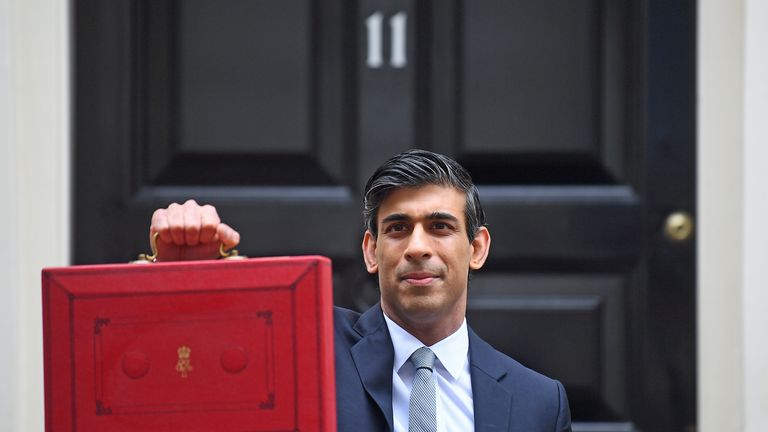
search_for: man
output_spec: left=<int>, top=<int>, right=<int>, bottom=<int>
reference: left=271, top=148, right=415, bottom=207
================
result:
left=150, top=150, right=572, bottom=431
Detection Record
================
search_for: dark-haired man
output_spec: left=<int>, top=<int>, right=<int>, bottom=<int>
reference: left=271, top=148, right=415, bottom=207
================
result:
left=150, top=150, right=572, bottom=431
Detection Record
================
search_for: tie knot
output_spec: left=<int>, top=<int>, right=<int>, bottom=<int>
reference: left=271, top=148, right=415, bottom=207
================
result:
left=409, top=347, right=436, bottom=371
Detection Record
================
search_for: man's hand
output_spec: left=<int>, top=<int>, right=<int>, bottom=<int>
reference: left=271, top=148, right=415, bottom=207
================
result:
left=149, top=199, right=240, bottom=261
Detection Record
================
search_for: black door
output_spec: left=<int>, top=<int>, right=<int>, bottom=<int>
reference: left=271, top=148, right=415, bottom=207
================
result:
left=74, top=1, right=695, bottom=430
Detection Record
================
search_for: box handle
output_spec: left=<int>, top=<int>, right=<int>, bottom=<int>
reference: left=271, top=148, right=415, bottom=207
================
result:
left=132, top=232, right=245, bottom=264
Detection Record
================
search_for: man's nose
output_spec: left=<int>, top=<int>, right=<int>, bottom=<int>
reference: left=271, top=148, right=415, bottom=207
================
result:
left=404, top=225, right=432, bottom=261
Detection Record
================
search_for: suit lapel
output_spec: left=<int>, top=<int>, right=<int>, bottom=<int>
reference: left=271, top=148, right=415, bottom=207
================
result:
left=350, top=303, right=395, bottom=431
left=469, top=327, right=512, bottom=431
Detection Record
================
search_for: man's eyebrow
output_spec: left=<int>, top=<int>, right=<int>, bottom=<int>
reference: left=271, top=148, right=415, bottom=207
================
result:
left=428, top=212, right=460, bottom=223
left=380, top=213, right=411, bottom=225
left=380, top=212, right=460, bottom=225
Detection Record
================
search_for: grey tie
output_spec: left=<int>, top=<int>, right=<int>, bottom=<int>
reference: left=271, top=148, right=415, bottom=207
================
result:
left=408, top=347, right=437, bottom=432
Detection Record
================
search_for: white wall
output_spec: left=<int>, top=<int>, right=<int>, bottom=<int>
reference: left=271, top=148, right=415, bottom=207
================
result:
left=699, top=0, right=768, bottom=431
left=0, top=0, right=20, bottom=428
left=0, top=0, right=70, bottom=431
left=741, top=0, right=768, bottom=428
left=698, top=0, right=744, bottom=429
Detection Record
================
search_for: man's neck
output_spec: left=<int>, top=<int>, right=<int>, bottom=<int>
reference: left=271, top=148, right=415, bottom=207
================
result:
left=381, top=307, right=464, bottom=346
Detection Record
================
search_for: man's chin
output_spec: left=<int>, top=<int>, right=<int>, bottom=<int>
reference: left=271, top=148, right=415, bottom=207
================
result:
left=399, top=298, right=446, bottom=321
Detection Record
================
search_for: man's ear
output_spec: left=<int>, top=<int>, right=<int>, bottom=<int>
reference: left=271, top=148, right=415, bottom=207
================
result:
left=362, top=230, right=379, bottom=274
left=469, top=227, right=491, bottom=270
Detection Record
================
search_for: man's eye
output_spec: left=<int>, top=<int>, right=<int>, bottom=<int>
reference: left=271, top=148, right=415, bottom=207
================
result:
left=432, top=222, right=452, bottom=231
left=384, top=223, right=407, bottom=233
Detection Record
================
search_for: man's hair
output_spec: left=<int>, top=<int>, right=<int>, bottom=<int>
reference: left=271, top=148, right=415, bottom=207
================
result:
left=363, top=149, right=486, bottom=242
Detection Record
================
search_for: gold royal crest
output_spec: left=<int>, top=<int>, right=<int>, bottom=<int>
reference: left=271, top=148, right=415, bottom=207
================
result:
left=176, top=345, right=193, bottom=378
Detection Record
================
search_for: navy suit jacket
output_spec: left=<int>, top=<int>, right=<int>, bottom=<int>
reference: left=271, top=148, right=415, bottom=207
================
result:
left=333, top=304, right=572, bottom=431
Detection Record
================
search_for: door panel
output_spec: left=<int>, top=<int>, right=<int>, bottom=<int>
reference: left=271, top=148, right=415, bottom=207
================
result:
left=76, top=0, right=361, bottom=265
left=177, top=0, right=312, bottom=154
left=468, top=274, right=628, bottom=421
left=462, top=0, right=601, bottom=155
left=144, top=0, right=341, bottom=186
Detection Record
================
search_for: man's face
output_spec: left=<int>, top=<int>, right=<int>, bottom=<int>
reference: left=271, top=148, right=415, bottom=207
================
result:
left=362, top=184, right=490, bottom=338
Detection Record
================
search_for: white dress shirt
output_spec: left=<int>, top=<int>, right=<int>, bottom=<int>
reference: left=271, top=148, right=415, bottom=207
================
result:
left=383, top=313, right=474, bottom=432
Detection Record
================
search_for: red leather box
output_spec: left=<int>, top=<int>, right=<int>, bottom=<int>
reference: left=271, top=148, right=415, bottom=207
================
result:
left=42, top=256, right=336, bottom=432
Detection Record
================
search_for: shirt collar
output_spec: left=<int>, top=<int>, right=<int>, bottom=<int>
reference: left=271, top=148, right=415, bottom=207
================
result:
left=382, top=311, right=469, bottom=381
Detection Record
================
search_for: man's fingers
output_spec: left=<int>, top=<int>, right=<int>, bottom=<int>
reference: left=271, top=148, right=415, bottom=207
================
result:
left=199, top=205, right=221, bottom=244
left=166, top=202, right=186, bottom=245
left=182, top=200, right=202, bottom=246
left=150, top=208, right=173, bottom=244
left=217, top=223, right=241, bottom=249
left=149, top=200, right=235, bottom=261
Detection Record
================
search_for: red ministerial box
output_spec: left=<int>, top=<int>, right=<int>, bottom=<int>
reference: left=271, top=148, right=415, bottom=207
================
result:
left=42, top=256, right=336, bottom=432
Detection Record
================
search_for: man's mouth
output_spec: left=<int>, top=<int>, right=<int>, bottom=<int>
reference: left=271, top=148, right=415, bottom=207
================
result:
left=401, top=272, right=439, bottom=286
